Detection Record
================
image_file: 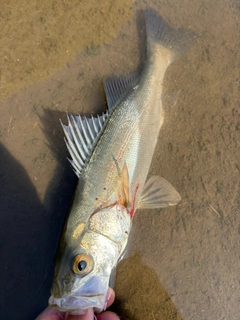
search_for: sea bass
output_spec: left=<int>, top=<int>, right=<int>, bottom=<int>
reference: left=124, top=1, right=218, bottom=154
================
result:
left=49, top=8, right=194, bottom=314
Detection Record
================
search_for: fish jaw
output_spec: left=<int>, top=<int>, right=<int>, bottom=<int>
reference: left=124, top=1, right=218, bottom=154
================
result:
left=49, top=275, right=108, bottom=314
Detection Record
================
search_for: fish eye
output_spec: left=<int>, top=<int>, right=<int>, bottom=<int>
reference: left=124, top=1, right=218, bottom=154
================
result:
left=78, top=260, right=86, bottom=271
left=72, top=253, right=93, bottom=275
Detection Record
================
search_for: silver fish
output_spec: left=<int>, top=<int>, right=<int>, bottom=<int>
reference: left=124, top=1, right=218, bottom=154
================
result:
left=49, top=8, right=194, bottom=314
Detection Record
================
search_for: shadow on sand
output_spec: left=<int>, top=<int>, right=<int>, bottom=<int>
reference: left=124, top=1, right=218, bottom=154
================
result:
left=0, top=110, right=77, bottom=319
left=111, top=254, right=183, bottom=320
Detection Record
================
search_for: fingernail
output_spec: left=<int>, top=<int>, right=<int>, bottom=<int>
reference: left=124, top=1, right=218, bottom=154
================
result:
left=106, top=289, right=112, bottom=302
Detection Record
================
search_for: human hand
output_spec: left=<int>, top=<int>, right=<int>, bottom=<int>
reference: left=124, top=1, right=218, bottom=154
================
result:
left=36, top=288, right=118, bottom=320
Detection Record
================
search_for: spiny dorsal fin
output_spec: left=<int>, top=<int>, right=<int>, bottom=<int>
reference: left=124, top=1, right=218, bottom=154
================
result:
left=104, top=71, right=139, bottom=110
left=138, top=175, right=181, bottom=209
left=61, top=112, right=109, bottom=177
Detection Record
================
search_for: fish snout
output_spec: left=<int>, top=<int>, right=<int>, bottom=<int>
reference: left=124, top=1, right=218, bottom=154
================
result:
left=51, top=271, right=73, bottom=298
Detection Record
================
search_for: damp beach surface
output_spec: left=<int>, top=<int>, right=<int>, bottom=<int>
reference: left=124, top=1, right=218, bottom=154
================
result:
left=0, top=0, right=239, bottom=319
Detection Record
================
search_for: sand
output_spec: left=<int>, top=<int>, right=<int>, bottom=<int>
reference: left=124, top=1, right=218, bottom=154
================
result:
left=0, top=0, right=239, bottom=319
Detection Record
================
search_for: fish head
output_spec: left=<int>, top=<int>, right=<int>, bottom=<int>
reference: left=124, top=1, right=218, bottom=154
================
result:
left=49, top=204, right=131, bottom=314
left=49, top=243, right=115, bottom=314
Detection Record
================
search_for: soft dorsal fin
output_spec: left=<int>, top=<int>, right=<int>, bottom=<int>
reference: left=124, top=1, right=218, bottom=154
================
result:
left=61, top=112, right=109, bottom=177
left=103, top=71, right=139, bottom=110
left=138, top=175, right=181, bottom=209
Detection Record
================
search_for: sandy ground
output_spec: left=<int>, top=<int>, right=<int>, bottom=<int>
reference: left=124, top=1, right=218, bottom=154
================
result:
left=0, top=0, right=239, bottom=319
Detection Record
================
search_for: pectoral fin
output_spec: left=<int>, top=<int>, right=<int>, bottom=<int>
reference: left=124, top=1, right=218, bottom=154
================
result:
left=138, top=176, right=181, bottom=209
left=118, top=162, right=130, bottom=208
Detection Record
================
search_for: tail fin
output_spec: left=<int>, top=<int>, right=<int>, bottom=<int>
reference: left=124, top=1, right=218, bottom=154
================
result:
left=145, top=8, right=196, bottom=61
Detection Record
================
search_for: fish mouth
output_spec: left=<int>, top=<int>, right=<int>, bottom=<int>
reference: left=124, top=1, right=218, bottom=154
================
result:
left=49, top=293, right=105, bottom=314
left=49, top=276, right=107, bottom=313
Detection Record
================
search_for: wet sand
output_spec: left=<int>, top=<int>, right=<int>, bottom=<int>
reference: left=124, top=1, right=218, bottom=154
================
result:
left=0, top=0, right=239, bottom=319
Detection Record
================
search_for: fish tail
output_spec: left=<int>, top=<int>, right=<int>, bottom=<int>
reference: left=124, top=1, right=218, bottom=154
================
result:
left=145, top=8, right=196, bottom=62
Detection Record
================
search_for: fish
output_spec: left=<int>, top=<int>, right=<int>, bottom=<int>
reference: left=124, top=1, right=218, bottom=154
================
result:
left=48, top=8, right=195, bottom=315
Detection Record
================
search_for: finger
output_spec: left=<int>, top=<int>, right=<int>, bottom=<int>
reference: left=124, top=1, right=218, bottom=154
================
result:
left=105, top=288, right=115, bottom=309
left=65, top=308, right=94, bottom=320
left=35, top=307, right=65, bottom=320
left=96, top=311, right=119, bottom=320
